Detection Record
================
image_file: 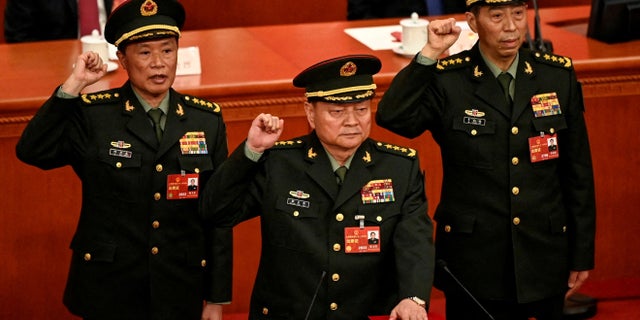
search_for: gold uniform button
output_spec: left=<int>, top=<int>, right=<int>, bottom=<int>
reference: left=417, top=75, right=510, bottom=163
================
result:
left=376, top=216, right=382, bottom=222
left=332, top=273, right=340, bottom=282
left=563, top=226, right=567, bottom=233
left=84, top=253, right=91, bottom=261
left=336, top=213, right=344, bottom=222
left=330, top=303, right=338, bottom=311
left=512, top=187, right=520, bottom=195
left=151, top=247, right=159, bottom=255
left=511, top=126, right=519, bottom=135
left=513, top=217, right=521, bottom=225
left=201, top=259, right=207, bottom=267
left=194, top=168, right=200, bottom=174
left=155, top=164, right=163, bottom=172
left=262, top=308, right=269, bottom=315
left=293, top=211, right=300, bottom=217
left=152, top=221, right=160, bottom=229
left=512, top=157, right=519, bottom=165
left=471, top=129, right=478, bottom=136
left=444, top=225, right=452, bottom=233
left=116, top=162, right=122, bottom=168
left=550, top=128, right=555, bottom=134
left=154, top=193, right=161, bottom=201
left=333, top=243, right=341, bottom=252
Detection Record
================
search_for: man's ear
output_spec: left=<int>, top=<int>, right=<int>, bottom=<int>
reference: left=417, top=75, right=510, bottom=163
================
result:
left=304, top=101, right=316, bottom=129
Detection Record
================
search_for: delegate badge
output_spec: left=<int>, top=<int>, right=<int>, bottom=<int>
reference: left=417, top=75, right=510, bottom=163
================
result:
left=344, top=226, right=381, bottom=254
left=529, top=133, right=559, bottom=163
left=361, top=179, right=395, bottom=204
left=167, top=173, right=199, bottom=200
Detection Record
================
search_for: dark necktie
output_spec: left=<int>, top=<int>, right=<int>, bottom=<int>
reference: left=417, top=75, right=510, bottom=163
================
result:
left=335, top=166, right=347, bottom=186
left=497, top=72, right=513, bottom=105
left=148, top=108, right=164, bottom=143
left=79, top=0, right=101, bottom=37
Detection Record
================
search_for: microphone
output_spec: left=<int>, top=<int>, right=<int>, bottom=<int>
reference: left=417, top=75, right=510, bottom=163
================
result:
left=531, top=0, right=553, bottom=52
left=304, top=270, right=326, bottom=320
left=437, top=259, right=495, bottom=320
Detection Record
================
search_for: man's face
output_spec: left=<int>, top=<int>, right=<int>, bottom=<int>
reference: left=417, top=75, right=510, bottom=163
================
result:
left=305, top=100, right=372, bottom=155
left=117, top=37, right=178, bottom=101
left=466, top=4, right=528, bottom=62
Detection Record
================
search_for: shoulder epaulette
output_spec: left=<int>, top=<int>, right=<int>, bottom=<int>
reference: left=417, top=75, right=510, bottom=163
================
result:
left=436, top=53, right=473, bottom=72
left=531, top=51, right=573, bottom=69
left=181, top=95, right=222, bottom=114
left=271, top=139, right=305, bottom=150
left=81, top=89, right=122, bottom=106
left=374, top=141, right=417, bottom=159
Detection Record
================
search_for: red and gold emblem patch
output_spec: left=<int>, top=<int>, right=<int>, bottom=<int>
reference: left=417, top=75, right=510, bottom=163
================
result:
left=141, top=0, right=158, bottom=16
left=340, top=61, right=357, bottom=77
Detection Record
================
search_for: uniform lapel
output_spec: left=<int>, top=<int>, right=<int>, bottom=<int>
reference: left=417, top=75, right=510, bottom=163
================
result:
left=156, top=91, right=187, bottom=157
left=120, top=86, right=158, bottom=149
left=467, top=47, right=512, bottom=119
left=333, top=142, right=374, bottom=210
left=305, top=141, right=340, bottom=200
left=513, top=52, right=539, bottom=122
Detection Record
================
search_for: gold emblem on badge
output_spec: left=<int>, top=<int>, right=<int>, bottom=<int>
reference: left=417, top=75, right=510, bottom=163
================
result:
left=465, top=109, right=486, bottom=117
left=340, top=62, right=357, bottom=77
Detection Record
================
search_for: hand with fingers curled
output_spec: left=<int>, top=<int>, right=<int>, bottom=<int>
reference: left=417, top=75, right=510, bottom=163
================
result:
left=246, top=113, right=284, bottom=153
left=61, top=51, right=108, bottom=96
left=420, top=18, right=463, bottom=60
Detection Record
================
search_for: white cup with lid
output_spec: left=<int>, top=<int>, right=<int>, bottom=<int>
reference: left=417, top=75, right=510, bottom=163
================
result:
left=400, top=12, right=429, bottom=55
left=80, top=29, right=110, bottom=63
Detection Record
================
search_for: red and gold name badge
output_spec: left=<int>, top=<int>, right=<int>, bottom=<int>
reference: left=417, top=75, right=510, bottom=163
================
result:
left=529, top=133, right=559, bottom=163
left=167, top=173, right=199, bottom=200
left=344, top=226, right=381, bottom=254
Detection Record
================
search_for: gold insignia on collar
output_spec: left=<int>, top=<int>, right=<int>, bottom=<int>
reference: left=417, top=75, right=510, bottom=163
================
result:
left=125, top=100, right=135, bottom=112
left=176, top=103, right=184, bottom=116
left=524, top=61, right=533, bottom=75
left=362, top=151, right=371, bottom=163
left=307, top=147, right=317, bottom=159
left=473, top=65, right=483, bottom=78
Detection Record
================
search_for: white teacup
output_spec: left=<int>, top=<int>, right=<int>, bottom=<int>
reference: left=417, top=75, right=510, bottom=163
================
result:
left=81, top=29, right=110, bottom=63
left=400, top=12, right=429, bottom=55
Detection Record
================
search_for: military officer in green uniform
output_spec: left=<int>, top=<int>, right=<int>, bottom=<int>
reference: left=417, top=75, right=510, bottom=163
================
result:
left=376, top=1, right=596, bottom=319
left=15, top=1, right=231, bottom=319
left=201, top=55, right=435, bottom=320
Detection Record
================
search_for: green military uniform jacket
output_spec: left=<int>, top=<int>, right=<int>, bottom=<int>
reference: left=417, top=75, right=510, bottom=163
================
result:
left=16, top=82, right=232, bottom=320
left=202, top=132, right=434, bottom=319
left=376, top=44, right=596, bottom=303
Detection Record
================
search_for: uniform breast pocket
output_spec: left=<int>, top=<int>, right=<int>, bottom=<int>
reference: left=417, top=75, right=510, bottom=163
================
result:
left=178, top=155, right=214, bottom=173
left=449, top=117, right=496, bottom=169
left=532, top=114, right=568, bottom=135
left=95, top=149, right=142, bottom=200
left=265, top=196, right=323, bottom=253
